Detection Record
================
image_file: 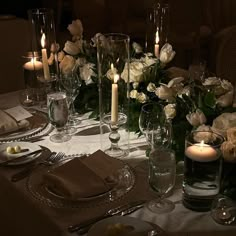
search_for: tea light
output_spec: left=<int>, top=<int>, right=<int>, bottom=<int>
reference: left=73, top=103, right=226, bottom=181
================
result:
left=23, top=58, right=43, bottom=71
left=185, top=141, right=218, bottom=162
left=23, top=95, right=33, bottom=106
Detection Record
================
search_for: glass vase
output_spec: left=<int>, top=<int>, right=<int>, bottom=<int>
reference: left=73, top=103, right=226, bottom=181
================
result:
left=97, top=33, right=130, bottom=158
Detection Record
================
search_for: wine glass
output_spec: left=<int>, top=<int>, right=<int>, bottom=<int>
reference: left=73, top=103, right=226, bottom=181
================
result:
left=139, top=102, right=172, bottom=147
left=147, top=147, right=176, bottom=213
left=211, top=194, right=236, bottom=225
left=60, top=70, right=81, bottom=127
left=47, top=92, right=71, bottom=143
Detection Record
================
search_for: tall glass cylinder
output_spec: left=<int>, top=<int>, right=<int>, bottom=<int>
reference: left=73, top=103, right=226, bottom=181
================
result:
left=97, top=33, right=130, bottom=158
left=28, top=8, right=58, bottom=83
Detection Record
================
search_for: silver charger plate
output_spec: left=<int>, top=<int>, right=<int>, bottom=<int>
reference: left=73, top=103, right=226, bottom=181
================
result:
left=26, top=156, right=136, bottom=209
left=0, top=109, right=53, bottom=143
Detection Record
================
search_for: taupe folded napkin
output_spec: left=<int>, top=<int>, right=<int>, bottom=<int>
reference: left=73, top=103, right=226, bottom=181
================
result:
left=43, top=150, right=124, bottom=200
left=0, top=110, right=29, bottom=135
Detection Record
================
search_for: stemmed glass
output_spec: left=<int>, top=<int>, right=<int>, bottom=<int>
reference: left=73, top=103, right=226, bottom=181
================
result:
left=139, top=102, right=172, bottom=147
left=60, top=70, right=81, bottom=131
left=148, top=147, right=176, bottom=213
left=47, top=92, right=71, bottom=143
left=211, top=194, right=236, bottom=225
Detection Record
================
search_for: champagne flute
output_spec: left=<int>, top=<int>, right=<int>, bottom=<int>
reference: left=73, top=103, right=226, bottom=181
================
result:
left=47, top=92, right=71, bottom=143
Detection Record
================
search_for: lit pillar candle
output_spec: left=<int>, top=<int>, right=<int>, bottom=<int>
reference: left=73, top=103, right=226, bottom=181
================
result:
left=41, top=33, right=50, bottom=80
left=111, top=74, right=119, bottom=123
left=185, top=141, right=218, bottom=162
left=23, top=58, right=43, bottom=71
left=154, top=29, right=160, bottom=58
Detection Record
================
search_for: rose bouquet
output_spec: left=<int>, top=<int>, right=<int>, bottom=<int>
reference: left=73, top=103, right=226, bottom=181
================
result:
left=58, top=19, right=236, bottom=198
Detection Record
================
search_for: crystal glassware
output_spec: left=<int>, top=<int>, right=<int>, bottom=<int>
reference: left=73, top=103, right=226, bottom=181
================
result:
left=211, top=194, right=236, bottom=225
left=47, top=92, right=71, bottom=143
left=97, top=33, right=130, bottom=158
left=147, top=147, right=176, bottom=213
left=60, top=70, right=82, bottom=128
left=183, top=131, right=224, bottom=211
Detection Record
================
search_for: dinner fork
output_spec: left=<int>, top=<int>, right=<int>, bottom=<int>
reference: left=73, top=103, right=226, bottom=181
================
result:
left=11, top=152, right=65, bottom=182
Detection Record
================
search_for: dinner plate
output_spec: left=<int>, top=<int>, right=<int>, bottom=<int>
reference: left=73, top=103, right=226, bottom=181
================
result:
left=87, top=216, right=153, bottom=236
left=44, top=157, right=132, bottom=201
left=0, top=142, right=42, bottom=165
left=0, top=109, right=52, bottom=143
left=26, top=155, right=136, bottom=208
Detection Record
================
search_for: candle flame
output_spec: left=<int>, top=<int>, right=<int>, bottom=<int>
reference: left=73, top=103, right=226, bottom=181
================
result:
left=155, top=29, right=159, bottom=44
left=200, top=140, right=204, bottom=151
left=114, top=74, right=119, bottom=83
left=41, top=33, right=46, bottom=48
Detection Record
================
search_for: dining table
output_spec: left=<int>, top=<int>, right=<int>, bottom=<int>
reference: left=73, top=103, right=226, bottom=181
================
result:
left=0, top=90, right=236, bottom=236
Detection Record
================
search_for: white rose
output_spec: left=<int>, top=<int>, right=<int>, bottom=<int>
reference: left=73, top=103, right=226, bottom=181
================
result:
left=121, top=61, right=144, bottom=83
left=155, top=85, right=174, bottom=100
left=137, top=92, right=148, bottom=103
left=133, top=82, right=139, bottom=89
left=58, top=51, right=65, bottom=62
left=147, top=82, right=156, bottom=92
left=159, top=43, right=176, bottom=64
left=216, top=91, right=234, bottom=107
left=221, top=141, right=236, bottom=162
left=203, top=77, right=221, bottom=86
left=130, top=90, right=138, bottom=99
left=227, top=127, right=236, bottom=143
left=79, top=63, right=96, bottom=85
left=212, top=113, right=236, bottom=137
left=186, top=109, right=207, bottom=127
left=67, top=19, right=83, bottom=38
left=194, top=125, right=216, bottom=143
left=164, top=104, right=176, bottom=120
left=178, top=85, right=191, bottom=97
left=167, top=77, right=184, bottom=88
left=59, top=55, right=76, bottom=75
left=106, top=67, right=118, bottom=80
left=63, top=40, right=82, bottom=56
left=221, top=79, right=234, bottom=91
left=132, top=42, right=143, bottom=54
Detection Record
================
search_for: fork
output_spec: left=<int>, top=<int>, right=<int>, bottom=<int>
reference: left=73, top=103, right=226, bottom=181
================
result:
left=11, top=152, right=65, bottom=182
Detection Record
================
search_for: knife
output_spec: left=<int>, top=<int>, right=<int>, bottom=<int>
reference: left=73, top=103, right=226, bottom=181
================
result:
left=0, top=149, right=42, bottom=166
left=68, top=200, right=146, bottom=233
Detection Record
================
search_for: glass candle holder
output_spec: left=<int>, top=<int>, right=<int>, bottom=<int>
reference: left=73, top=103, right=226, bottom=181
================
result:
left=28, top=8, right=59, bottom=83
left=183, top=131, right=224, bottom=211
left=97, top=33, right=130, bottom=158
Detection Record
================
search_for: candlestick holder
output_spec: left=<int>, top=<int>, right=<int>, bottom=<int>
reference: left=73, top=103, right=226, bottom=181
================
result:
left=183, top=130, right=224, bottom=211
left=97, top=33, right=130, bottom=158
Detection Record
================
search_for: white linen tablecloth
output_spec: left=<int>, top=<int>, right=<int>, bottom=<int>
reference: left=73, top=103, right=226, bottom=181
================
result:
left=0, top=90, right=235, bottom=235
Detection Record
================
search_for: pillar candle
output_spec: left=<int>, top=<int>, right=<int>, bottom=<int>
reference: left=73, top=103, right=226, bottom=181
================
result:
left=23, top=58, right=43, bottom=71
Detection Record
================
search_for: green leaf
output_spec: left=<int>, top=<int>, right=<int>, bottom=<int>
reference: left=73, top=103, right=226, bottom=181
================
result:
left=204, top=91, right=216, bottom=109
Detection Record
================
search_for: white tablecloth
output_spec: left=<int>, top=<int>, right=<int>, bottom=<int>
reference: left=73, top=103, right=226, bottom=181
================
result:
left=0, top=90, right=235, bottom=235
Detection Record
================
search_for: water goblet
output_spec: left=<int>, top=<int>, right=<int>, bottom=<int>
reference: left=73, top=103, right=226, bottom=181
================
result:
left=147, top=147, right=176, bottom=213
left=47, top=92, right=71, bottom=143
left=211, top=194, right=236, bottom=225
left=60, top=71, right=81, bottom=127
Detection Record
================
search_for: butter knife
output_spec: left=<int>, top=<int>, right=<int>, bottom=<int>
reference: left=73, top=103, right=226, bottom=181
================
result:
left=68, top=200, right=146, bottom=233
left=0, top=149, right=42, bottom=166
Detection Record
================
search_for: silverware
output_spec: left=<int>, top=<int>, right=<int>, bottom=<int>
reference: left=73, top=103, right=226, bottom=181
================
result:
left=0, top=149, right=42, bottom=167
left=11, top=152, right=65, bottom=182
left=68, top=200, right=146, bottom=234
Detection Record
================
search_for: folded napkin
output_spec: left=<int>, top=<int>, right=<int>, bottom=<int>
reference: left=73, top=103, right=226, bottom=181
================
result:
left=43, top=150, right=124, bottom=200
left=0, top=110, right=29, bottom=135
